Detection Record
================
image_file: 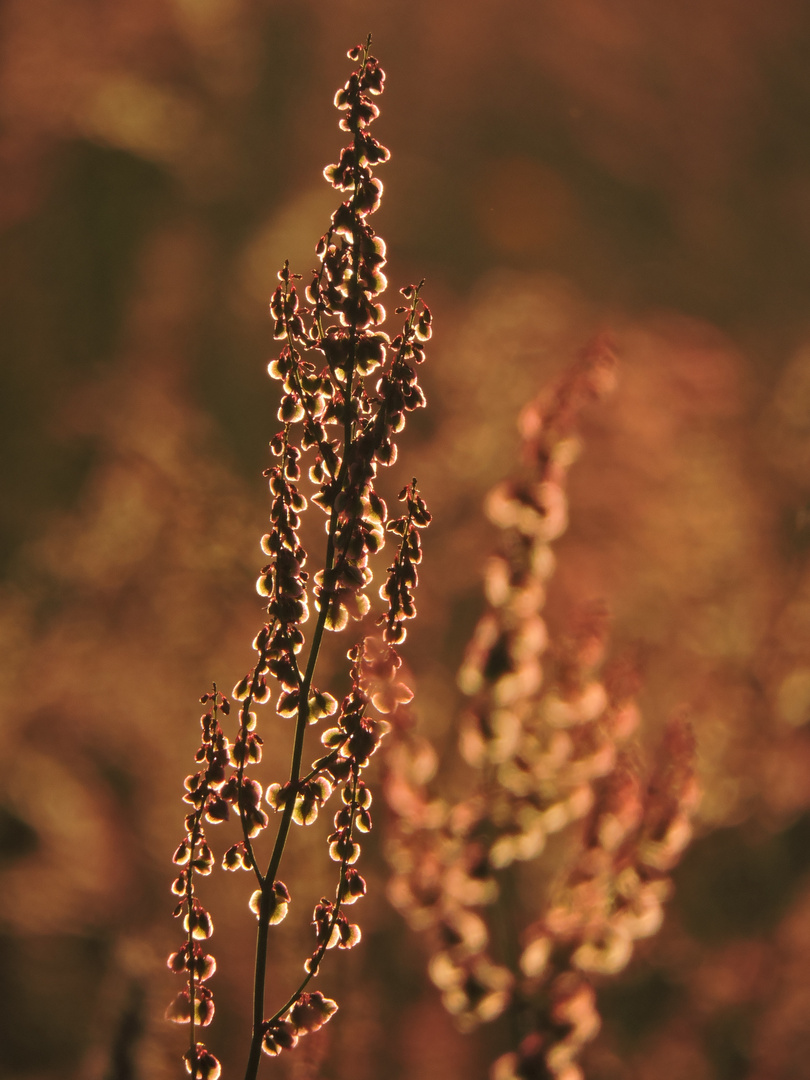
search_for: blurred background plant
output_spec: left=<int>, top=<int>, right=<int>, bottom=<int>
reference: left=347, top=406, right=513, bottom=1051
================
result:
left=3, top=2, right=810, bottom=1079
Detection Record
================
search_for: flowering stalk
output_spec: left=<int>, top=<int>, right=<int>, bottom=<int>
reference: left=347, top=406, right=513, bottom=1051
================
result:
left=384, top=341, right=700, bottom=1079
left=168, top=38, right=431, bottom=1080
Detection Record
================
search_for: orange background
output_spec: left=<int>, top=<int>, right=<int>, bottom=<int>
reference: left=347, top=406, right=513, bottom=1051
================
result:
left=3, top=2, right=810, bottom=1078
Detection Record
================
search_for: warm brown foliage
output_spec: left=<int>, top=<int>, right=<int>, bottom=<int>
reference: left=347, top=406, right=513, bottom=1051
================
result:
left=3, top=5, right=810, bottom=1080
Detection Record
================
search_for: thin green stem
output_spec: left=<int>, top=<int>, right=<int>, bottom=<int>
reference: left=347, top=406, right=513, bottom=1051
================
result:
left=241, top=49, right=381, bottom=1072
left=242, top=249, right=363, bottom=1080
left=264, top=769, right=361, bottom=1028
left=242, top=565, right=336, bottom=1079
left=186, top=831, right=197, bottom=1065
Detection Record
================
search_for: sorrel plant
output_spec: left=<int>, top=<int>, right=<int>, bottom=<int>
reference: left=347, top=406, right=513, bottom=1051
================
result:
left=166, top=35, right=699, bottom=1080
left=383, top=342, right=700, bottom=1080
left=167, top=38, right=431, bottom=1080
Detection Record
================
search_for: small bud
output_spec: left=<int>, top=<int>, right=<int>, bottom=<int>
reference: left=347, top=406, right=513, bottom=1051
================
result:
left=183, top=1044, right=221, bottom=1080
left=340, top=867, right=367, bottom=904
left=289, top=991, right=339, bottom=1033
left=262, top=1021, right=299, bottom=1056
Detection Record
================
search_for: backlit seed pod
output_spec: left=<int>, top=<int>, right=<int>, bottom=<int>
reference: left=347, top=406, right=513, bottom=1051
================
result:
left=337, top=920, right=362, bottom=949
left=172, top=840, right=191, bottom=865
left=289, top=991, right=339, bottom=1033
left=222, top=842, right=251, bottom=871
left=183, top=1045, right=221, bottom=1080
left=261, top=1021, right=299, bottom=1057
left=185, top=904, right=214, bottom=941
left=340, top=868, right=367, bottom=904
left=249, top=880, right=290, bottom=925
left=328, top=833, right=361, bottom=864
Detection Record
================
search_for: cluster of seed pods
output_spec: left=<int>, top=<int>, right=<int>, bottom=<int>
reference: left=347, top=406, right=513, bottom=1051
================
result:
left=168, top=39, right=431, bottom=1080
left=383, top=341, right=699, bottom=1080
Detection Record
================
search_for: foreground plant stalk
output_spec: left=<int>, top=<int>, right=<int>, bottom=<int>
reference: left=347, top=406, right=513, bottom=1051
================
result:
left=167, top=38, right=431, bottom=1080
